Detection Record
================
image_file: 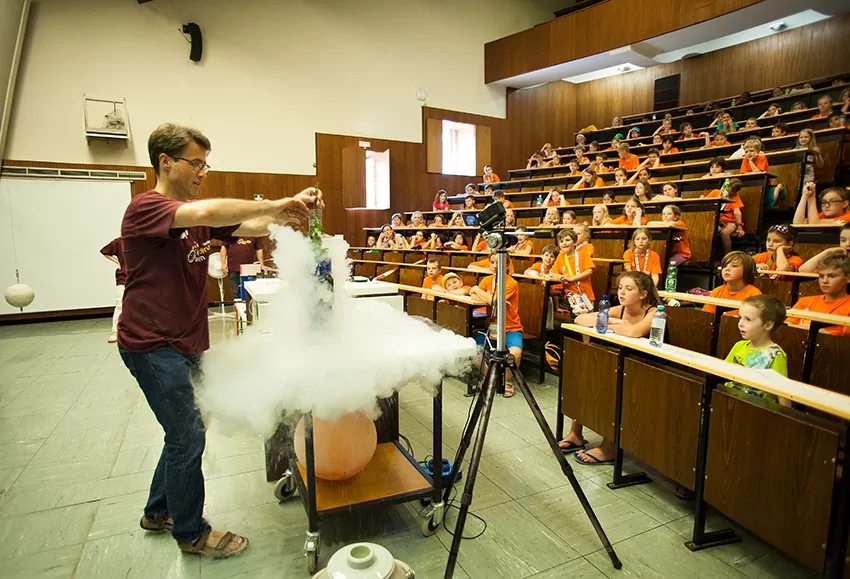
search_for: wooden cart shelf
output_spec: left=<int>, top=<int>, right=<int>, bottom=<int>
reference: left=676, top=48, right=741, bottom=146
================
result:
left=295, top=442, right=433, bottom=514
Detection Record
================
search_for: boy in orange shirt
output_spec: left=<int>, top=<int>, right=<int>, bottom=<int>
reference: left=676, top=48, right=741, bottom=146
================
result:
left=441, top=272, right=471, bottom=296
left=623, top=228, right=662, bottom=286
left=483, top=164, right=500, bottom=183
left=470, top=253, right=524, bottom=396
left=811, top=95, right=834, bottom=120
left=703, top=251, right=762, bottom=315
left=753, top=224, right=803, bottom=279
left=739, top=138, right=769, bottom=173
left=617, top=143, right=640, bottom=171
left=706, top=178, right=745, bottom=254
left=592, top=152, right=609, bottom=173
left=552, top=228, right=596, bottom=310
left=492, top=189, right=514, bottom=209
left=700, top=130, right=728, bottom=149
left=525, top=244, right=559, bottom=277
left=788, top=254, right=850, bottom=336
left=422, top=258, right=445, bottom=298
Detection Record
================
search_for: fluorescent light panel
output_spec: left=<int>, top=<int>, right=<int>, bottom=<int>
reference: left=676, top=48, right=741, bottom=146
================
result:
left=562, top=63, right=645, bottom=84
left=653, top=9, right=829, bottom=63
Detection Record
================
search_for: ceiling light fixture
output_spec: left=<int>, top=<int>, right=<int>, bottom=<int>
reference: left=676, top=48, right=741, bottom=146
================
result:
left=562, top=62, right=645, bottom=84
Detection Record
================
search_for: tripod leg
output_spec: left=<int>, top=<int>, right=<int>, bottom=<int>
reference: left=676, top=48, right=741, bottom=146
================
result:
left=444, top=360, right=502, bottom=579
left=442, top=362, right=496, bottom=505
left=509, top=360, right=622, bottom=570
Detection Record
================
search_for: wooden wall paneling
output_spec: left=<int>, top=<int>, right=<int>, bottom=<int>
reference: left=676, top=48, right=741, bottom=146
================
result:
left=737, top=185, right=762, bottom=235
left=680, top=210, right=715, bottom=263
left=426, top=118, right=442, bottom=174
left=516, top=279, right=545, bottom=339
left=705, top=389, right=840, bottom=573
left=476, top=125, right=491, bottom=170
left=406, top=296, right=434, bottom=321
left=561, top=336, right=617, bottom=440
left=399, top=267, right=423, bottom=287
left=342, top=146, right=366, bottom=208
left=810, top=332, right=850, bottom=397
left=486, top=0, right=761, bottom=83
left=621, top=357, right=702, bottom=488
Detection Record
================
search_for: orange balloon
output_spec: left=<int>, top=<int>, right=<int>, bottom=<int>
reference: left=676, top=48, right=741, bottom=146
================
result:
left=294, top=412, right=377, bottom=481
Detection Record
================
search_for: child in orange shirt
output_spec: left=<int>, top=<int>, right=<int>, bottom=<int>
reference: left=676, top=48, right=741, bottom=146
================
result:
left=543, top=186, right=570, bottom=207
left=441, top=272, right=471, bottom=296
left=562, top=210, right=577, bottom=225
left=411, top=211, right=426, bottom=227
left=794, top=184, right=850, bottom=225
left=561, top=271, right=660, bottom=462
left=483, top=164, right=500, bottom=183
left=525, top=244, right=559, bottom=277
left=591, top=203, right=611, bottom=226
left=653, top=118, right=677, bottom=137
left=788, top=254, right=850, bottom=336
left=470, top=253, right=524, bottom=396
left=811, top=95, right=834, bottom=119
left=422, top=258, right=445, bottom=298
left=661, top=136, right=679, bottom=155
left=510, top=226, right=534, bottom=255
left=739, top=138, right=769, bottom=173
left=492, top=189, right=514, bottom=209
left=592, top=153, right=609, bottom=173
left=574, top=145, right=587, bottom=165
left=602, top=191, right=617, bottom=205
left=632, top=180, right=653, bottom=204
left=702, top=251, right=762, bottom=315
left=611, top=197, right=648, bottom=226
left=623, top=227, right=662, bottom=286
left=800, top=223, right=850, bottom=272
left=566, top=157, right=581, bottom=176
left=648, top=205, right=690, bottom=265
left=469, top=250, right=515, bottom=274
left=552, top=228, right=596, bottom=308
left=617, top=143, right=640, bottom=171
left=471, top=232, right=488, bottom=252
left=700, top=130, right=728, bottom=149
left=706, top=178, right=745, bottom=254
left=443, top=231, right=469, bottom=251
left=613, top=168, right=628, bottom=187
left=575, top=223, right=594, bottom=258
left=572, top=168, right=604, bottom=190
left=753, top=224, right=803, bottom=279
left=542, top=206, right=560, bottom=227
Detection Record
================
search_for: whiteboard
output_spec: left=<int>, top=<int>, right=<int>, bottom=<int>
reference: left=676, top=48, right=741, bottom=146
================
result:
left=0, top=178, right=131, bottom=315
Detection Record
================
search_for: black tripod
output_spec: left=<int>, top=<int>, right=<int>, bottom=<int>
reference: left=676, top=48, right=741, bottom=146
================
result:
left=442, top=227, right=622, bottom=578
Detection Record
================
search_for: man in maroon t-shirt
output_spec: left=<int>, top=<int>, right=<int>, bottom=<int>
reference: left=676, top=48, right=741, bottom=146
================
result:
left=119, top=123, right=321, bottom=559
left=221, top=237, right=262, bottom=300
left=100, top=237, right=126, bottom=343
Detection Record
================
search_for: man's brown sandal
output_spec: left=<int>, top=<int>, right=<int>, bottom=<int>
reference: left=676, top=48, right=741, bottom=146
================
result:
left=140, top=514, right=173, bottom=532
left=179, top=530, right=249, bottom=559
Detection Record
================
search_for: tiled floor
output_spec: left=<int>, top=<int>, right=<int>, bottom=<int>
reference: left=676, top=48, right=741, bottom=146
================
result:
left=0, top=317, right=818, bottom=578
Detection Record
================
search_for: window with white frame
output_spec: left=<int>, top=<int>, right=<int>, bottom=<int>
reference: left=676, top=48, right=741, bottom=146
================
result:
left=365, top=149, right=390, bottom=209
left=441, top=120, right=476, bottom=176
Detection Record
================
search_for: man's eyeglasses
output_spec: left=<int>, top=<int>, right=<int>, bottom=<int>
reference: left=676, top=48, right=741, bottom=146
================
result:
left=171, top=156, right=211, bottom=173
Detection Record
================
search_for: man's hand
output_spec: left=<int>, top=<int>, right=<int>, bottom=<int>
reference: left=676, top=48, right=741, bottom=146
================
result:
left=294, top=187, right=325, bottom=211
left=270, top=197, right=310, bottom=231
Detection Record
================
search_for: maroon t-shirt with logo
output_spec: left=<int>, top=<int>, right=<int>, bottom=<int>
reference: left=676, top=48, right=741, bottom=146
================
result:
left=100, top=237, right=127, bottom=285
left=225, top=237, right=259, bottom=274
left=118, top=191, right=239, bottom=355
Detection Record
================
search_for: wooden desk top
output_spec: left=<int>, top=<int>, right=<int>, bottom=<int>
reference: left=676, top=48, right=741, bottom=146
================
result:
left=349, top=248, right=625, bottom=265
left=383, top=282, right=489, bottom=305
left=658, top=291, right=850, bottom=327
left=404, top=197, right=721, bottom=218
left=756, top=270, right=818, bottom=279
left=790, top=223, right=844, bottom=230
left=561, top=323, right=850, bottom=421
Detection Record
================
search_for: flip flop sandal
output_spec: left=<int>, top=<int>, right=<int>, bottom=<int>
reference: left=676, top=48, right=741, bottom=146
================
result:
left=179, top=531, right=249, bottom=559
left=675, top=485, right=695, bottom=500
left=503, top=384, right=514, bottom=398
left=573, top=451, right=614, bottom=465
left=140, top=514, right=173, bottom=532
left=558, top=439, right=588, bottom=454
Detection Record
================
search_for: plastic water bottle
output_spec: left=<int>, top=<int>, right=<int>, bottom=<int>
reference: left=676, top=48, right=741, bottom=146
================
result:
left=536, top=195, right=543, bottom=207
left=649, top=305, right=667, bottom=347
left=665, top=261, right=678, bottom=293
left=731, top=99, right=737, bottom=107
left=596, top=295, right=610, bottom=334
left=720, top=178, right=730, bottom=196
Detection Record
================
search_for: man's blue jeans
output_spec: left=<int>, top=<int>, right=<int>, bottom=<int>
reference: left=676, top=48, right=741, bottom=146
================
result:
left=119, top=345, right=211, bottom=544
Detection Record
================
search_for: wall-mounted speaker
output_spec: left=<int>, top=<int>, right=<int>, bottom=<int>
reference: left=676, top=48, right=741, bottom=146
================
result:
left=182, top=23, right=202, bottom=62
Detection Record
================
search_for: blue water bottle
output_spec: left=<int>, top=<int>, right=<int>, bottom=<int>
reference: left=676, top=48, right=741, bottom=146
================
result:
left=596, top=295, right=610, bottom=334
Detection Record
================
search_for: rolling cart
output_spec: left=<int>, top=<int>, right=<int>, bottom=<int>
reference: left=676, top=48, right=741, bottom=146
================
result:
left=269, top=390, right=446, bottom=574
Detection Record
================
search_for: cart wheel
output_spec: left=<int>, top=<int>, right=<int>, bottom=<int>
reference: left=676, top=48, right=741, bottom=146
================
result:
left=273, top=471, right=296, bottom=502
left=305, top=548, right=319, bottom=574
left=420, top=514, right=440, bottom=537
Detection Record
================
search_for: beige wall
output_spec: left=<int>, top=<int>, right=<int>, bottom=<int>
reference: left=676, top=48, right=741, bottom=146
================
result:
left=5, top=0, right=561, bottom=174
